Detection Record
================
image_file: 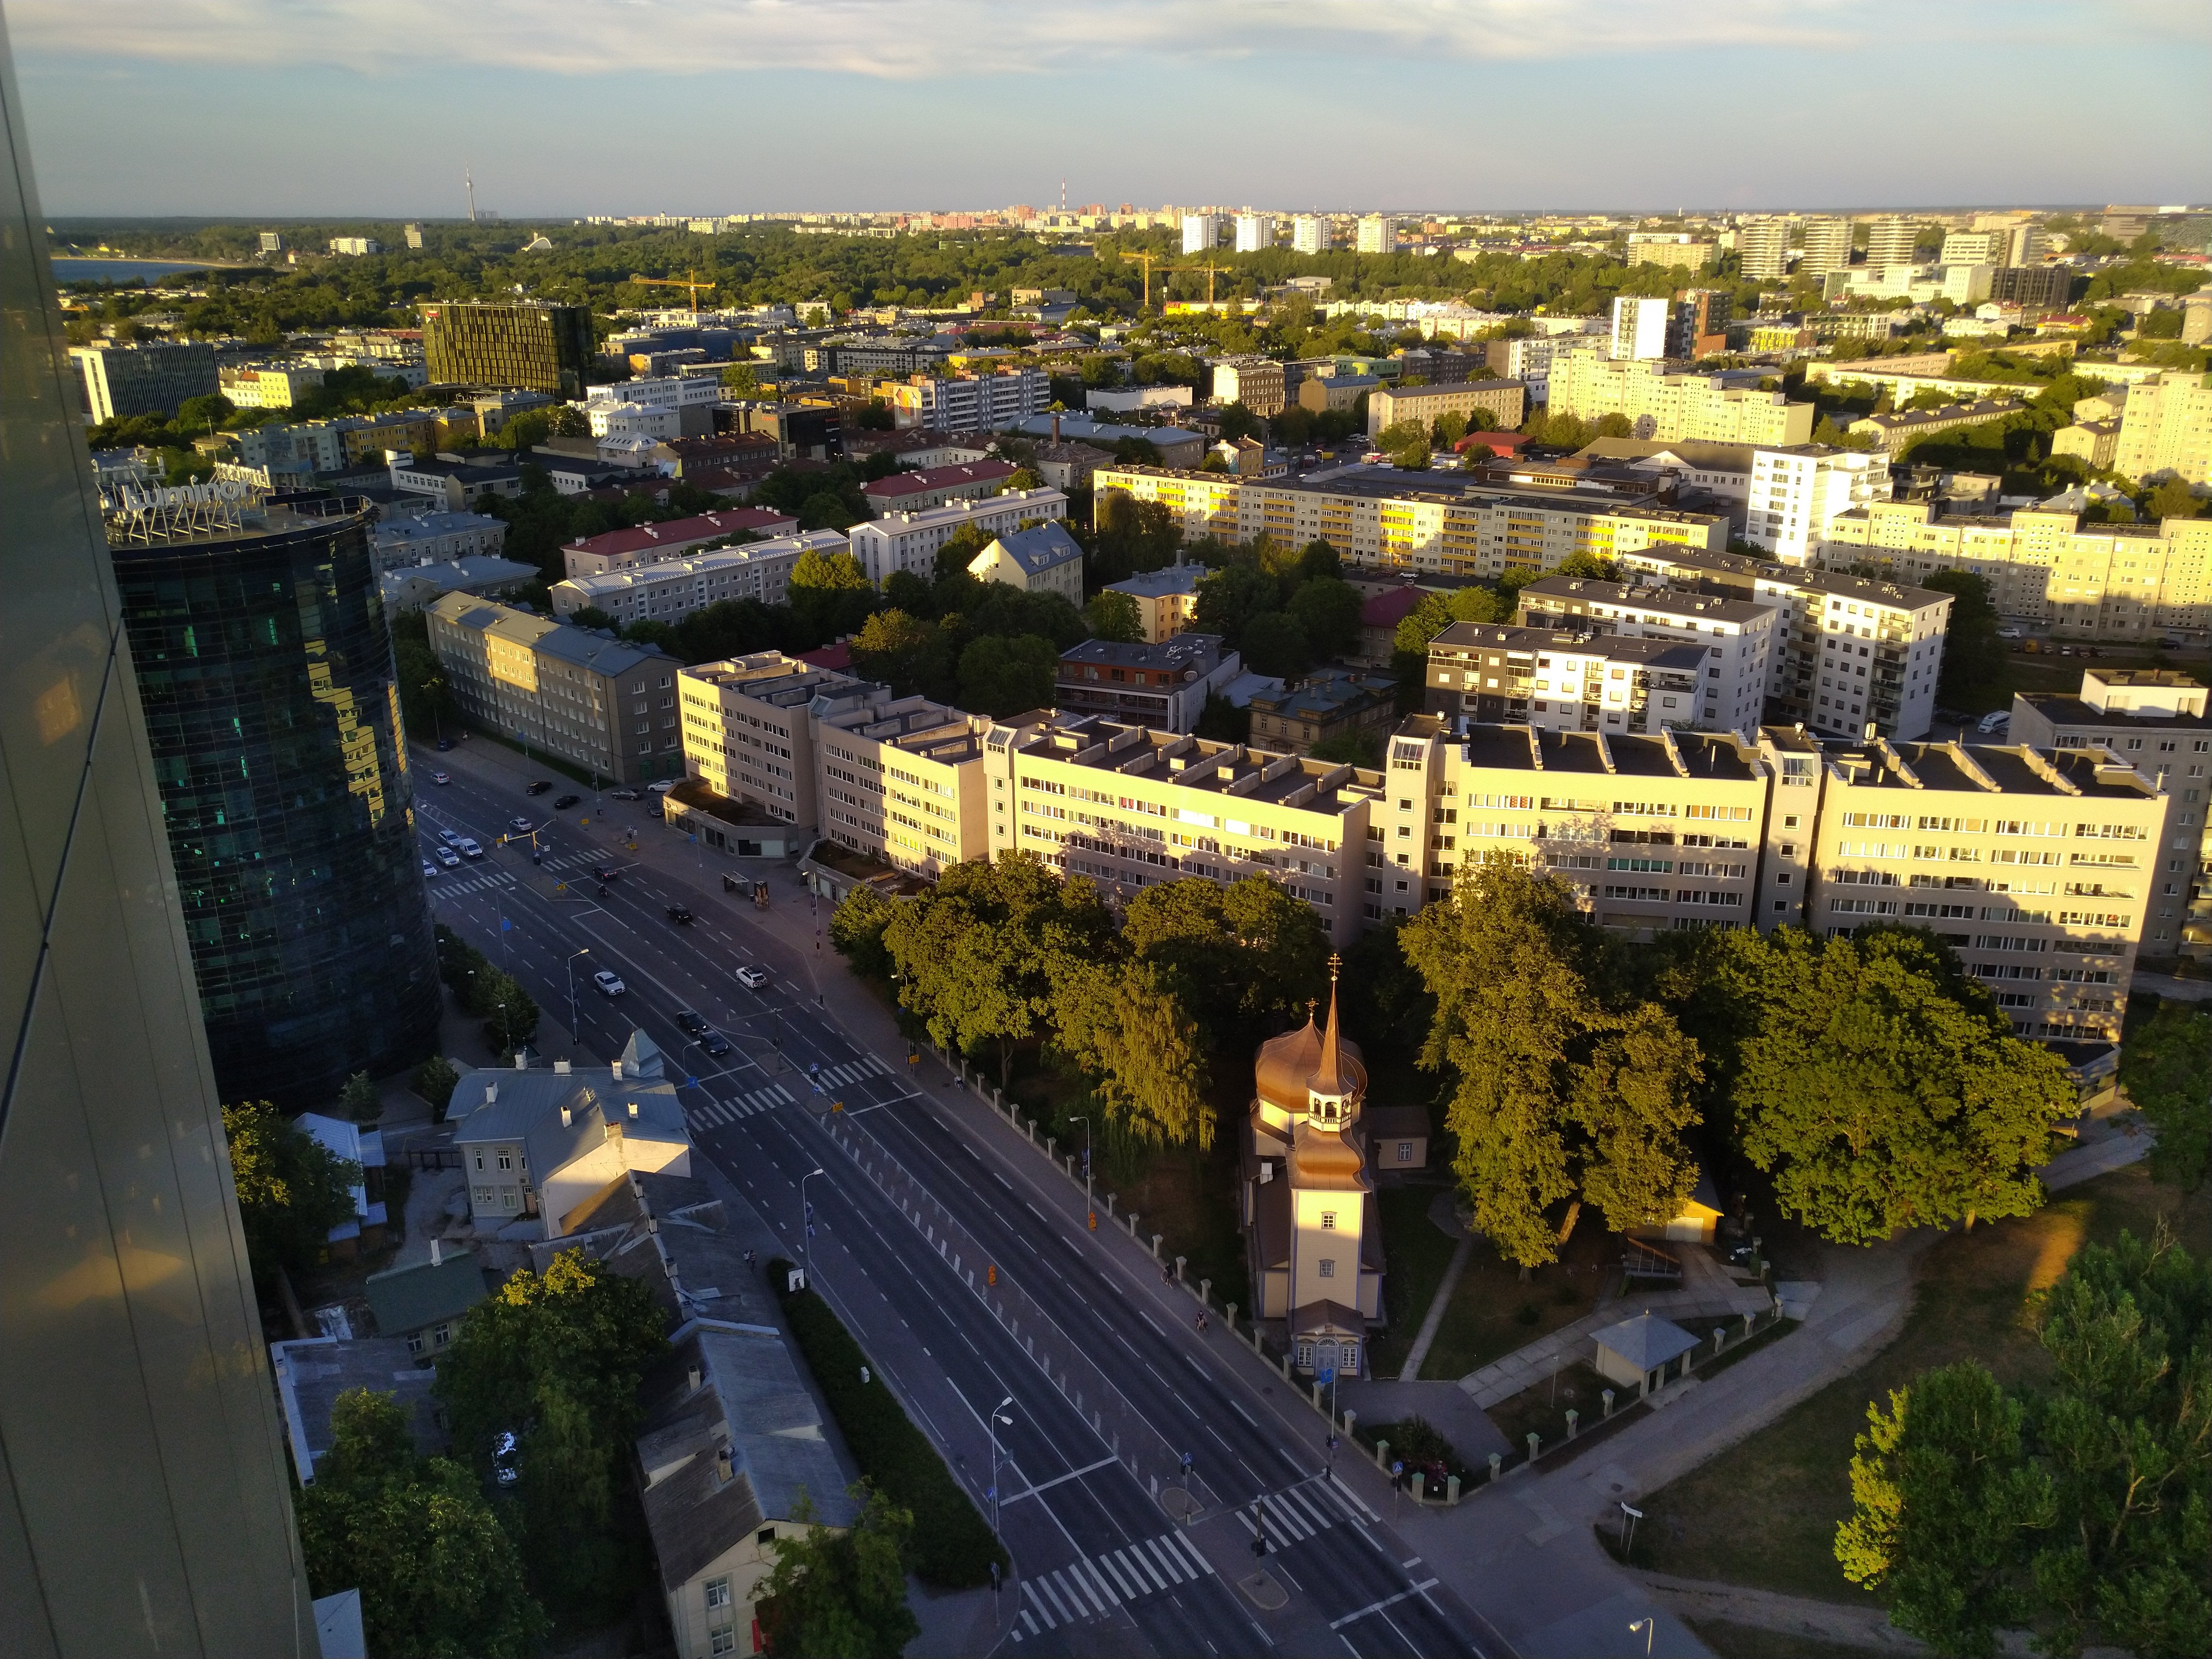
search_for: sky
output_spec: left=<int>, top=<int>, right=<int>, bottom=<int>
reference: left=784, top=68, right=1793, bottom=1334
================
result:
left=12, top=0, right=2211, bottom=219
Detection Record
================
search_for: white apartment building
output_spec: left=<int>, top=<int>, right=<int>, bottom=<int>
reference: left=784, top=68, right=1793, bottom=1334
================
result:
left=1356, top=215, right=1397, bottom=255
left=1292, top=215, right=1331, bottom=255
left=1610, top=296, right=1671, bottom=362
left=1513, top=577, right=1779, bottom=732
left=1864, top=216, right=1921, bottom=267
left=585, top=374, right=720, bottom=439
left=1736, top=217, right=1791, bottom=281
left=1547, top=351, right=1816, bottom=446
left=549, top=530, right=843, bottom=625
left=1749, top=567, right=1951, bottom=740
left=1744, top=445, right=1892, bottom=565
left=817, top=698, right=993, bottom=878
left=883, top=368, right=1051, bottom=431
left=1424, top=623, right=1719, bottom=737
left=370, top=510, right=508, bottom=574
left=845, top=488, right=1069, bottom=586
left=587, top=401, right=682, bottom=441
left=1795, top=216, right=1852, bottom=277
left=677, top=653, right=872, bottom=828
left=1182, top=214, right=1220, bottom=254
left=1235, top=214, right=1276, bottom=253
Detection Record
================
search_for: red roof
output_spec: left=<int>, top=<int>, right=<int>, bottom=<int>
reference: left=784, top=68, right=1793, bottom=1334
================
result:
left=862, top=459, right=1018, bottom=501
left=1360, top=586, right=1425, bottom=629
left=1452, top=429, right=1534, bottom=454
left=800, top=642, right=852, bottom=671
left=567, top=507, right=798, bottom=557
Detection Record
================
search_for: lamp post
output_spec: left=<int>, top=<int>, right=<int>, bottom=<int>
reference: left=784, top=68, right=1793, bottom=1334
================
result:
left=565, top=948, right=589, bottom=1047
left=800, top=1166, right=826, bottom=1284
left=987, top=1395, right=1014, bottom=1539
left=1069, top=1114, right=1093, bottom=1227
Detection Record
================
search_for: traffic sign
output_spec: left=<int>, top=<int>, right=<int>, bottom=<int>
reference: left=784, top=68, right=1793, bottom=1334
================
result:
left=1317, top=1366, right=1335, bottom=1386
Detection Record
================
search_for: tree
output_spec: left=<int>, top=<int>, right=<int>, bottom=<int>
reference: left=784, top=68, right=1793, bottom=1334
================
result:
left=339, top=1069, right=380, bottom=1123
left=297, top=1389, right=550, bottom=1659
left=1835, top=1363, right=2053, bottom=1659
left=2117, top=1000, right=2210, bottom=1189
left=176, top=391, right=236, bottom=435
left=412, top=1054, right=460, bottom=1121
left=955, top=633, right=1058, bottom=718
left=800, top=489, right=862, bottom=532
left=1399, top=859, right=1702, bottom=1266
left=1084, top=589, right=1144, bottom=643
left=1729, top=929, right=2075, bottom=1243
left=222, top=1101, right=359, bottom=1283
left=434, top=1249, right=668, bottom=1625
left=757, top=1488, right=920, bottom=1659
left=849, top=608, right=940, bottom=698
left=1051, top=959, right=1213, bottom=1149
left=1919, top=571, right=2007, bottom=710
left=1216, top=402, right=1263, bottom=443
left=1286, top=576, right=1364, bottom=660
left=1552, top=550, right=1620, bottom=582
left=2142, top=476, right=2205, bottom=523
left=1239, top=610, right=1311, bottom=677
left=1193, top=561, right=1281, bottom=647
left=1120, top=874, right=1329, bottom=1041
left=829, top=886, right=898, bottom=980
left=1295, top=539, right=1341, bottom=582
left=1308, top=729, right=1382, bottom=767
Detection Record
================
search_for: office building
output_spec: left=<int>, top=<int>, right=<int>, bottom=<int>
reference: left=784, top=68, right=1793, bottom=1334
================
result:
left=1364, top=379, right=1527, bottom=439
left=103, top=491, right=439, bottom=1106
left=1212, top=355, right=1287, bottom=416
left=421, top=298, right=596, bottom=397
left=1512, top=577, right=1778, bottom=731
left=846, top=488, right=1069, bottom=585
left=1797, top=215, right=1853, bottom=277
left=882, top=367, right=1050, bottom=430
left=1940, top=230, right=2003, bottom=267
left=1235, top=213, right=1276, bottom=252
left=1626, top=233, right=1717, bottom=271
left=1056, top=634, right=1243, bottom=733
left=1864, top=215, right=1921, bottom=267
left=550, top=530, right=842, bottom=625
left=1355, top=215, right=1397, bottom=255
left=1735, top=217, right=1791, bottom=281
left=1182, top=214, right=1220, bottom=254
left=1611, top=295, right=1671, bottom=361
left=1292, top=214, right=1331, bottom=254
left=1102, top=562, right=1205, bottom=642
left=425, top=593, right=684, bottom=783
left=1989, top=264, right=2073, bottom=309
left=2113, top=369, right=2212, bottom=486
left=1743, top=444, right=1892, bottom=565
left=69, top=339, right=218, bottom=422
left=816, top=694, right=994, bottom=878
left=1546, top=351, right=1816, bottom=445
left=2, top=40, right=322, bottom=1642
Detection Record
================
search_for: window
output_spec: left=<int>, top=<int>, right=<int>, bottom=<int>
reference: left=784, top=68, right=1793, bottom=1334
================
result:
left=1321, top=1212, right=1337, bottom=1230
left=705, top=1577, right=733, bottom=1611
left=432, top=1322, right=451, bottom=1348
left=406, top=1331, right=424, bottom=1356
left=472, top=1150, right=484, bottom=1172
left=709, top=1632, right=736, bottom=1657
left=1396, top=1142, right=1414, bottom=1163
left=757, top=1527, right=777, bottom=1546
left=472, top=1185, right=494, bottom=1206
left=496, top=1151, right=512, bottom=1171
left=1317, top=1259, right=1336, bottom=1278
left=501, top=1189, right=519, bottom=1211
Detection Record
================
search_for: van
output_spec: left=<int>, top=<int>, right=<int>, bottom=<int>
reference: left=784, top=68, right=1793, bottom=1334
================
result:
left=1977, top=710, right=2012, bottom=735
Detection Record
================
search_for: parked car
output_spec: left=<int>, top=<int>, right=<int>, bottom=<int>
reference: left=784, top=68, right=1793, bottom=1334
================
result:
left=735, top=965, right=768, bottom=991
left=645, top=800, right=664, bottom=819
left=553, top=794, right=581, bottom=809
left=648, top=780, right=677, bottom=795
left=1978, top=710, right=2013, bottom=734
left=525, top=780, right=553, bottom=795
left=699, top=1030, right=732, bottom=1059
left=435, top=737, right=454, bottom=752
left=667, top=904, right=694, bottom=925
left=609, top=788, right=642, bottom=801
left=673, top=1009, right=709, bottom=1037
left=430, top=770, right=451, bottom=785
left=434, top=846, right=461, bottom=868
left=492, top=1430, right=520, bottom=1486
left=1996, top=627, right=2024, bottom=640
left=457, top=838, right=484, bottom=859
left=592, top=970, right=627, bottom=997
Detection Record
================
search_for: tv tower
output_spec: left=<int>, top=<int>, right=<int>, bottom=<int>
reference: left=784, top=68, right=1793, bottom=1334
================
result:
left=466, top=170, right=477, bottom=224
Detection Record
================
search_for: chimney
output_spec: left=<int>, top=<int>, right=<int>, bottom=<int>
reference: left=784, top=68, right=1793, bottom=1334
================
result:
left=430, top=1238, right=443, bottom=1267
left=514, top=1052, right=527, bottom=1070
left=628, top=1099, right=639, bottom=1118
left=611, top=1059, right=624, bottom=1081
left=715, top=1445, right=733, bottom=1484
left=484, top=1082, right=497, bottom=1105
left=687, top=1364, right=702, bottom=1392
left=554, top=1059, right=571, bottom=1075
left=560, top=1105, right=573, bottom=1128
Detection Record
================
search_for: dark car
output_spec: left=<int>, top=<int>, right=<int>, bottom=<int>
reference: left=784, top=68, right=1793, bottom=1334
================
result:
left=553, top=793, right=581, bottom=809
left=673, top=1009, right=709, bottom=1037
left=435, top=737, right=454, bottom=752
left=525, top=780, right=553, bottom=795
left=667, top=904, right=694, bottom=924
left=699, top=1030, right=732, bottom=1059
left=593, top=864, right=622, bottom=883
left=609, top=788, right=642, bottom=801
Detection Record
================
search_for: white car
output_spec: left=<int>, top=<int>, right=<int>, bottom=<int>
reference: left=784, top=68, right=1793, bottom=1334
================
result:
left=437, top=829, right=465, bottom=847
left=421, top=860, right=439, bottom=878
left=430, top=770, right=451, bottom=785
left=735, top=965, right=768, bottom=991
left=457, top=838, right=484, bottom=859
left=1996, top=627, right=2024, bottom=640
left=593, top=970, right=627, bottom=997
left=434, top=846, right=461, bottom=868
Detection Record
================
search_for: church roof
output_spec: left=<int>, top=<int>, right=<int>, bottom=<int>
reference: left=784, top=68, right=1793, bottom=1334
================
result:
left=1289, top=1120, right=1368, bottom=1190
left=1289, top=1298, right=1366, bottom=1338
left=1253, top=964, right=1367, bottom=1109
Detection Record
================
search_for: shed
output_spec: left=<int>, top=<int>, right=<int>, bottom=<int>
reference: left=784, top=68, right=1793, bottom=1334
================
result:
left=1362, top=1105, right=1431, bottom=1173
left=1592, top=1312, right=1699, bottom=1398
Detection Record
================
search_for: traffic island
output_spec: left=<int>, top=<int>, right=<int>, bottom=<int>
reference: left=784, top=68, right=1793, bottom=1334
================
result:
left=1238, top=1570, right=1289, bottom=1611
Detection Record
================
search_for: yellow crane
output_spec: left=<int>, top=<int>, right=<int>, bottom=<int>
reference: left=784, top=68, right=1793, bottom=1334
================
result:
left=625, top=270, right=719, bottom=313
left=1118, top=249, right=1225, bottom=310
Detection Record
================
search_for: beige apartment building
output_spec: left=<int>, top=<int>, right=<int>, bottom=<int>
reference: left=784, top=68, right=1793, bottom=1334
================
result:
left=1211, top=356, right=1287, bottom=416
left=2052, top=418, right=2121, bottom=470
left=2112, top=369, right=2212, bottom=486
left=1091, top=465, right=1727, bottom=580
left=1820, top=500, right=2212, bottom=641
left=1365, top=379, right=1528, bottom=440
left=816, top=698, right=993, bottom=878
left=676, top=653, right=877, bottom=829
left=1547, top=351, right=1815, bottom=446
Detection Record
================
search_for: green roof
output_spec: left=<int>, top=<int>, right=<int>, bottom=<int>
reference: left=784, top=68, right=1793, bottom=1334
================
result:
left=366, top=1251, right=488, bottom=1336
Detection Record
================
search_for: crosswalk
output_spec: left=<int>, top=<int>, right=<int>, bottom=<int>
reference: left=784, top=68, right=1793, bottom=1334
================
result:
left=1011, top=1529, right=1215, bottom=1639
left=428, top=869, right=516, bottom=898
left=807, top=1055, right=891, bottom=1090
left=1232, top=1474, right=1374, bottom=1548
left=687, top=1082, right=794, bottom=1128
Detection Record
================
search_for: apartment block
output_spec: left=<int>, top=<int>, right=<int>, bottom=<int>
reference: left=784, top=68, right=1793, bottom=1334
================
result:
left=1625, top=234, right=1717, bottom=271
left=1102, top=562, right=1205, bottom=642
left=70, top=340, right=218, bottom=421
left=1750, top=567, right=1951, bottom=740
left=984, top=716, right=1381, bottom=949
left=1356, top=215, right=1396, bottom=255
left=426, top=594, right=683, bottom=783
left=1425, top=623, right=1715, bottom=736
left=677, top=653, right=868, bottom=828
left=1805, top=739, right=2172, bottom=1043
left=371, top=509, right=508, bottom=573
left=883, top=368, right=1051, bottom=431
left=817, top=697, right=994, bottom=878
left=846, top=488, right=1069, bottom=585
left=2112, top=370, right=2212, bottom=486
left=860, top=459, right=1019, bottom=513
left=1819, top=501, right=2212, bottom=640
left=1292, top=215, right=1331, bottom=255
left=561, top=509, right=804, bottom=579
left=1365, top=379, right=1527, bottom=439
left=218, top=362, right=328, bottom=409
left=1797, top=215, right=1853, bottom=278
left=1547, top=351, right=1815, bottom=446
left=1513, top=577, right=1777, bottom=732
left=1735, top=217, right=1791, bottom=281
left=1744, top=444, right=1892, bottom=564
left=1864, top=216, right=1921, bottom=267
left=1183, top=215, right=1220, bottom=254
left=1212, top=356, right=1287, bottom=416
left=1847, top=397, right=2023, bottom=454
left=550, top=530, right=845, bottom=625
left=1234, top=214, right=1276, bottom=252
left=2052, top=418, right=2121, bottom=470
left=1056, top=634, right=1242, bottom=733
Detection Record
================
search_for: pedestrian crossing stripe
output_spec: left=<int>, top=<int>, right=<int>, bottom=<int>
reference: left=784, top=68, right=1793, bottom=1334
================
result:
left=813, top=1055, right=892, bottom=1088
left=1011, top=1530, right=1214, bottom=1634
left=429, top=872, right=517, bottom=896
left=1232, top=1478, right=1368, bottom=1548
left=685, top=1082, right=794, bottom=1129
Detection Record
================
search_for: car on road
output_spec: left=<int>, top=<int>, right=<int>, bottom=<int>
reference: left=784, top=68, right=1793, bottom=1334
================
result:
left=525, top=780, right=553, bottom=795
left=666, top=904, right=694, bottom=925
left=698, top=1030, right=732, bottom=1058
left=435, top=738, right=454, bottom=752
left=1996, top=626, right=2024, bottom=640
left=421, top=860, right=439, bottom=878
left=434, top=846, right=461, bottom=868
left=592, top=865, right=622, bottom=883
left=553, top=793, right=581, bottom=809
left=437, top=829, right=465, bottom=846
left=735, top=965, right=768, bottom=991
left=609, top=788, right=641, bottom=801
left=673, top=1009, right=709, bottom=1037
left=457, top=838, right=484, bottom=859
left=430, top=770, right=451, bottom=785
left=508, top=816, right=534, bottom=833
left=592, top=970, right=626, bottom=997
left=648, top=780, right=677, bottom=795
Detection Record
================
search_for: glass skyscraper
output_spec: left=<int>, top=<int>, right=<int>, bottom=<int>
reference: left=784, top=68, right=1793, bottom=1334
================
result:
left=0, top=16, right=319, bottom=1655
left=422, top=297, right=596, bottom=397
left=108, top=499, right=442, bottom=1106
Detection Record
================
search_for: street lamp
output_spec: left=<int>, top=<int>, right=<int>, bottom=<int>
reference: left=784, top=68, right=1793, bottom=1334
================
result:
left=565, top=948, right=589, bottom=1047
left=1630, top=1617, right=1654, bottom=1656
left=1069, top=1114, right=1093, bottom=1229
left=799, top=1166, right=826, bottom=1284
left=987, top=1395, right=1015, bottom=1539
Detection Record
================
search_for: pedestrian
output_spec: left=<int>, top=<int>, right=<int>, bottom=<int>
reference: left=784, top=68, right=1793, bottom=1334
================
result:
left=1196, top=1311, right=1207, bottom=1334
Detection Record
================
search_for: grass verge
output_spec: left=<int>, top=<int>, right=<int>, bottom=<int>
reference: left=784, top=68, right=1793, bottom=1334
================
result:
left=768, top=1261, right=1009, bottom=1589
left=1417, top=1221, right=1614, bottom=1381
left=1367, top=1184, right=1460, bottom=1379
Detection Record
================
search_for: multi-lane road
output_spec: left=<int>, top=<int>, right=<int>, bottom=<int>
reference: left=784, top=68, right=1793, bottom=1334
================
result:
left=413, top=751, right=1505, bottom=1659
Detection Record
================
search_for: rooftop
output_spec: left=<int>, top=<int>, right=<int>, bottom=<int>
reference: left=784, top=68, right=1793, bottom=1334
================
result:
left=984, top=519, right=1084, bottom=575
left=364, top=1250, right=488, bottom=1337
left=1105, top=563, right=1207, bottom=600
left=861, top=459, right=1018, bottom=500
left=999, top=714, right=1385, bottom=816
left=1249, top=668, right=1397, bottom=721
left=1516, top=576, right=1775, bottom=626
left=1059, top=632, right=1227, bottom=675
left=566, top=508, right=799, bottom=559
left=1824, top=740, right=2167, bottom=801
left=271, top=1336, right=445, bottom=1486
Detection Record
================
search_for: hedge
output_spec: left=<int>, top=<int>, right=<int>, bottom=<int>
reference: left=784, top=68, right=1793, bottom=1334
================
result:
left=766, top=1260, right=1008, bottom=1588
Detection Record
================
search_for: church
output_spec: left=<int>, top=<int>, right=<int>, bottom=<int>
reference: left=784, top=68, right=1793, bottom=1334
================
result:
left=1239, top=961, right=1428, bottom=1379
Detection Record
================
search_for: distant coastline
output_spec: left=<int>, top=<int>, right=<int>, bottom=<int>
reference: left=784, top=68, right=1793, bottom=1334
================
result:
left=51, top=254, right=258, bottom=283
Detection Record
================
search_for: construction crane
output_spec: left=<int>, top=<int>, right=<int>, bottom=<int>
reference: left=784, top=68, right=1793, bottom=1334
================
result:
left=1118, top=250, right=1225, bottom=311
left=625, top=270, right=719, bottom=313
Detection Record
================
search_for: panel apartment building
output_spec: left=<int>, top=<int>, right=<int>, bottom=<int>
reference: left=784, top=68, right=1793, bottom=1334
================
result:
left=2111, top=369, right=2212, bottom=488
left=1091, top=465, right=1728, bottom=580
left=846, top=487, right=1069, bottom=585
left=1512, top=576, right=1778, bottom=732
left=883, top=367, right=1051, bottom=431
left=425, top=594, right=683, bottom=783
left=1364, top=379, right=1528, bottom=440
left=550, top=530, right=847, bottom=625
left=1547, top=350, right=1815, bottom=446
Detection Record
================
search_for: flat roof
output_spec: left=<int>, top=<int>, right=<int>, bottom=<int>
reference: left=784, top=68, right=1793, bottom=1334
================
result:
left=1007, top=716, right=1383, bottom=815
left=1518, top=577, right=1773, bottom=625
left=1826, top=740, right=2164, bottom=801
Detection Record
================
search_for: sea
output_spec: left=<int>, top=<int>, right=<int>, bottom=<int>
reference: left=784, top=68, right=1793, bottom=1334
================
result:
left=51, top=257, right=216, bottom=285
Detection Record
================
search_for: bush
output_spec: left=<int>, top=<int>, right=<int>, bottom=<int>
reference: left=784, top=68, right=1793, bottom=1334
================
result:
left=767, top=1261, right=1008, bottom=1588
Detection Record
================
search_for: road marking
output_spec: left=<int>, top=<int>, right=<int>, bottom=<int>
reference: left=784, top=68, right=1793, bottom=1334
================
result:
left=1002, top=1455, right=1119, bottom=1503
left=1328, top=1579, right=1440, bottom=1631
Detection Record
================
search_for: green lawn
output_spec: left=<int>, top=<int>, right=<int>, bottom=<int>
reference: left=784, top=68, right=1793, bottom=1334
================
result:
left=1367, top=1184, right=1463, bottom=1379
left=1686, top=1621, right=1884, bottom=1659
left=1415, top=1221, right=1614, bottom=1381
left=1636, top=1162, right=2209, bottom=1602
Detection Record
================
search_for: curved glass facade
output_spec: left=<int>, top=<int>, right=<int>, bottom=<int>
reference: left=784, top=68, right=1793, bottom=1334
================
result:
left=111, top=504, right=441, bottom=1105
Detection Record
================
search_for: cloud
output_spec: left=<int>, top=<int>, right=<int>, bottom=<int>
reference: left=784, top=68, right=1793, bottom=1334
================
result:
left=16, top=0, right=2190, bottom=80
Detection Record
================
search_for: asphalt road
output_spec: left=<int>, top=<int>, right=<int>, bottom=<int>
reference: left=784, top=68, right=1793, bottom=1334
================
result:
left=414, top=755, right=1503, bottom=1659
